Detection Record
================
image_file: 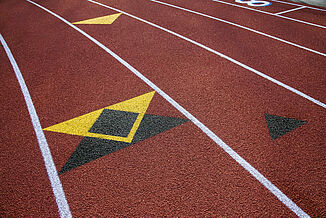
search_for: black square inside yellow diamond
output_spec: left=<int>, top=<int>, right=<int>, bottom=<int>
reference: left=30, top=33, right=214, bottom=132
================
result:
left=88, top=109, right=139, bottom=137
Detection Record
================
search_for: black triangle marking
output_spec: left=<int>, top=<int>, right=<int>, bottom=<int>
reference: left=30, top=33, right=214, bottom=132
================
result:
left=59, top=138, right=130, bottom=174
left=132, top=114, right=188, bottom=143
left=264, top=113, right=306, bottom=140
left=59, top=114, right=188, bottom=174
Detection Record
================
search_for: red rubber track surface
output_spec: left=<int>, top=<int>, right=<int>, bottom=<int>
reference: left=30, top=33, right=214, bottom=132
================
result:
left=210, top=0, right=326, bottom=26
left=218, top=0, right=297, bottom=12
left=284, top=8, right=326, bottom=27
left=1, top=0, right=325, bottom=216
left=0, top=33, right=59, bottom=217
left=93, top=0, right=326, bottom=100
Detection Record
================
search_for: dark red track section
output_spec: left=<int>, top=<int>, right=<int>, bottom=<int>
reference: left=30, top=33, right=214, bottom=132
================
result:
left=1, top=0, right=325, bottom=216
left=0, top=35, right=59, bottom=217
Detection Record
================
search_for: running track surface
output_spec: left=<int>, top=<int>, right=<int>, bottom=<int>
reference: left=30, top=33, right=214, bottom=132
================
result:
left=1, top=0, right=325, bottom=217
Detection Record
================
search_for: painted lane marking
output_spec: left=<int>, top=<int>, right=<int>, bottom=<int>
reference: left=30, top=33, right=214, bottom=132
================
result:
left=89, top=0, right=326, bottom=109
left=235, top=0, right=272, bottom=7
left=73, top=13, right=122, bottom=24
left=0, top=34, right=72, bottom=218
left=212, top=0, right=326, bottom=29
left=275, top=6, right=307, bottom=15
left=26, top=1, right=310, bottom=217
left=269, top=0, right=326, bottom=12
left=45, top=91, right=189, bottom=174
left=264, top=114, right=306, bottom=140
left=151, top=0, right=325, bottom=56
left=44, top=91, right=155, bottom=143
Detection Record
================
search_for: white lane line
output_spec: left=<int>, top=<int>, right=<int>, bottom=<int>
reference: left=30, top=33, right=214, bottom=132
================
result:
left=26, top=1, right=311, bottom=217
left=269, top=0, right=326, bottom=12
left=212, top=0, right=326, bottom=29
left=275, top=6, right=307, bottom=15
left=151, top=0, right=325, bottom=57
left=90, top=0, right=326, bottom=109
left=0, top=34, right=72, bottom=218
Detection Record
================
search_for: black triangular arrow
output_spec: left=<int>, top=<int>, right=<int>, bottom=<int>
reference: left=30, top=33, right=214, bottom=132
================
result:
left=264, top=113, right=306, bottom=140
left=59, top=114, right=188, bottom=174
left=131, top=114, right=188, bottom=143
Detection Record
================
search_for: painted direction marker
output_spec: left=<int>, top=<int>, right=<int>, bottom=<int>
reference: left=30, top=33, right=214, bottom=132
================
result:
left=72, top=13, right=122, bottom=24
left=43, top=91, right=188, bottom=174
left=264, top=113, right=306, bottom=140
left=59, top=114, right=188, bottom=174
left=44, top=91, right=155, bottom=143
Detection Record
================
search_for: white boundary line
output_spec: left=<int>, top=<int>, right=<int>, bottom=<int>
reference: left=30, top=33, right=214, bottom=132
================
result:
left=0, top=34, right=72, bottom=218
left=212, top=0, right=326, bottom=29
left=269, top=0, right=326, bottom=12
left=26, top=0, right=311, bottom=217
left=151, top=0, right=325, bottom=56
left=89, top=0, right=326, bottom=109
left=275, top=6, right=307, bottom=15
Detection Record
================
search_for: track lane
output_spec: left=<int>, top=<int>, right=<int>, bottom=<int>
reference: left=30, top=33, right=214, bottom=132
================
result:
left=0, top=36, right=60, bottom=217
left=270, top=0, right=326, bottom=12
left=1, top=33, right=72, bottom=217
left=91, top=0, right=326, bottom=103
left=281, top=8, right=326, bottom=26
left=212, top=0, right=326, bottom=29
left=218, top=0, right=297, bottom=13
left=1, top=0, right=299, bottom=216
left=151, top=0, right=324, bottom=57
left=25, top=0, right=326, bottom=216
left=274, top=6, right=307, bottom=15
left=150, top=0, right=326, bottom=49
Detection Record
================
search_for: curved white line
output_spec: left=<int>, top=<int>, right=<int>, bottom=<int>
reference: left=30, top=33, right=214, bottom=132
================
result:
left=151, top=0, right=324, bottom=56
left=89, top=0, right=326, bottom=109
left=212, top=0, right=326, bottom=29
left=0, top=34, right=72, bottom=218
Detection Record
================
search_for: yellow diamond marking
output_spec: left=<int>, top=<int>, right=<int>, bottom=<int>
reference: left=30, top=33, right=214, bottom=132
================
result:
left=43, top=91, right=155, bottom=143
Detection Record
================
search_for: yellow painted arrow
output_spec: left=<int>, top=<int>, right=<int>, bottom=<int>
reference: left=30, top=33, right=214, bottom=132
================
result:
left=72, top=13, right=122, bottom=24
left=43, top=91, right=155, bottom=143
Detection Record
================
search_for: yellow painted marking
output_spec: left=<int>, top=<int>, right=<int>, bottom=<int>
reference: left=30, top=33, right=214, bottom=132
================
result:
left=106, top=91, right=155, bottom=113
left=72, top=13, right=122, bottom=24
left=125, top=113, right=144, bottom=142
left=43, top=109, right=104, bottom=136
left=43, top=91, right=155, bottom=143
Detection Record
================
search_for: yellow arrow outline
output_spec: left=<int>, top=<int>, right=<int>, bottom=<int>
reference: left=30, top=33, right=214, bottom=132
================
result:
left=44, top=91, right=155, bottom=143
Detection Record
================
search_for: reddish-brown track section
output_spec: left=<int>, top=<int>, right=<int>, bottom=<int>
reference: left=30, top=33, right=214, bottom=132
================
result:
left=284, top=8, right=326, bottom=26
left=1, top=0, right=325, bottom=217
left=208, top=0, right=326, bottom=26
left=0, top=33, right=59, bottom=216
